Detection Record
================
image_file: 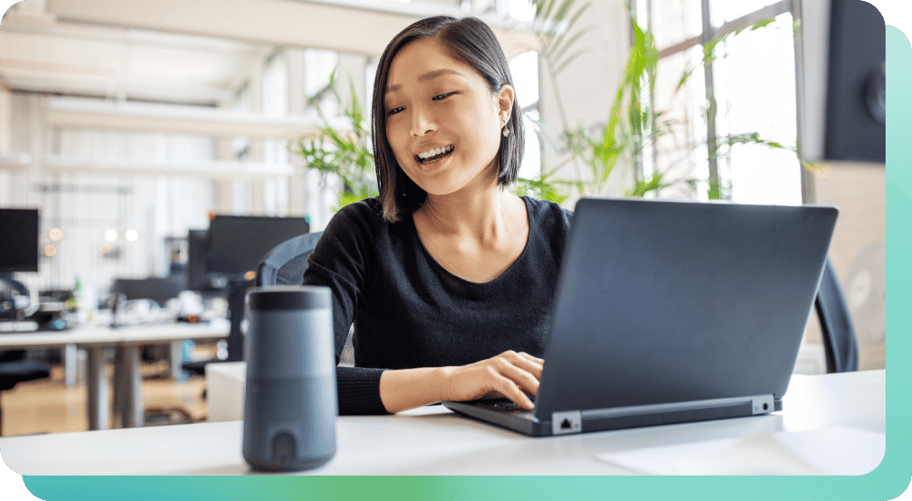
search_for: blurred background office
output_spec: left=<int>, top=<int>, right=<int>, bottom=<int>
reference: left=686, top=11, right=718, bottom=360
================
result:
left=0, top=0, right=886, bottom=435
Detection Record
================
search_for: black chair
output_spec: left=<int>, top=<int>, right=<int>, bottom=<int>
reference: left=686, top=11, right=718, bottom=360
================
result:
left=182, top=231, right=324, bottom=378
left=0, top=351, right=50, bottom=436
left=0, top=279, right=52, bottom=435
left=815, top=257, right=859, bottom=373
left=255, top=231, right=324, bottom=287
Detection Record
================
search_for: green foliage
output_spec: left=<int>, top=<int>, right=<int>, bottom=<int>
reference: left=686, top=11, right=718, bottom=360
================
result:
left=529, top=0, right=816, bottom=202
left=531, top=0, right=594, bottom=77
left=292, top=2, right=824, bottom=210
left=515, top=168, right=577, bottom=204
left=293, top=68, right=378, bottom=211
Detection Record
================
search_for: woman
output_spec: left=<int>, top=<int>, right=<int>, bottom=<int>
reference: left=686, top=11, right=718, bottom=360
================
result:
left=303, top=15, right=572, bottom=415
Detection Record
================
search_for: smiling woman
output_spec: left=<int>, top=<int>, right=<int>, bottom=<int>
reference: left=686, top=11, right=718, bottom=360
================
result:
left=372, top=16, right=526, bottom=223
left=383, top=37, right=513, bottom=204
left=302, top=16, right=573, bottom=416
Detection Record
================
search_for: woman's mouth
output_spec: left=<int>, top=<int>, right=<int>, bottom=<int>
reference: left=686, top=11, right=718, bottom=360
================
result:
left=415, top=144, right=454, bottom=164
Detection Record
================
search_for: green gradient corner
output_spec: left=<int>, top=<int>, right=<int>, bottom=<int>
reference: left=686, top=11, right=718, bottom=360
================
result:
left=866, top=0, right=912, bottom=41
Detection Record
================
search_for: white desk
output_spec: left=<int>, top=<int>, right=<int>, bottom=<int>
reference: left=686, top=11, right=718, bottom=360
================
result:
left=0, top=320, right=229, bottom=430
left=0, top=370, right=884, bottom=475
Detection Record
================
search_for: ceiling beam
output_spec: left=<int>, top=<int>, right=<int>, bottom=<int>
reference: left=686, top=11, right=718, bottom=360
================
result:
left=44, top=156, right=297, bottom=179
left=43, top=98, right=326, bottom=139
left=0, top=153, right=32, bottom=171
left=46, top=0, right=538, bottom=59
left=1, top=72, right=234, bottom=105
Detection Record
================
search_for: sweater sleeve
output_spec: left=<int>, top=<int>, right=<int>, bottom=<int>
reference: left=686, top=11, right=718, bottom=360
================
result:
left=302, top=200, right=390, bottom=415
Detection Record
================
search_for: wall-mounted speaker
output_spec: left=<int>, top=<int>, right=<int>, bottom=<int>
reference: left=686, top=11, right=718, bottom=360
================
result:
left=797, top=0, right=886, bottom=164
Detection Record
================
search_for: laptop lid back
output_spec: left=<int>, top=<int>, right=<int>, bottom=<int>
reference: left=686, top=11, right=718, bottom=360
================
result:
left=533, top=198, right=838, bottom=419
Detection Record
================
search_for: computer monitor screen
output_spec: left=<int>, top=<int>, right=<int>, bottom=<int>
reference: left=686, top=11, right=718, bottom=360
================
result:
left=207, top=215, right=309, bottom=278
left=111, top=277, right=184, bottom=307
left=0, top=208, right=39, bottom=273
left=186, top=229, right=212, bottom=291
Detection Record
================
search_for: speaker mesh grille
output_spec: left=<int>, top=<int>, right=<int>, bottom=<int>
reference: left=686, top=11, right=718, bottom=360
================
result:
left=243, top=377, right=337, bottom=469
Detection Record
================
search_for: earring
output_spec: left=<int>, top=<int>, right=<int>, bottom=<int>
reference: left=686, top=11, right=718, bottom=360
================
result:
left=502, top=126, right=510, bottom=138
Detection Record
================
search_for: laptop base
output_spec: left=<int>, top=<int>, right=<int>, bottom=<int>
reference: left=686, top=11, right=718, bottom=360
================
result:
left=443, top=397, right=783, bottom=437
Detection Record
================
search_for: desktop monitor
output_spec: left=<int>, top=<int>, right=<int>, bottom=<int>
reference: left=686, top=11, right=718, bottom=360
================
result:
left=795, top=0, right=885, bottom=164
left=0, top=208, right=39, bottom=273
left=111, top=277, right=184, bottom=307
left=206, top=215, right=309, bottom=280
left=186, top=229, right=214, bottom=291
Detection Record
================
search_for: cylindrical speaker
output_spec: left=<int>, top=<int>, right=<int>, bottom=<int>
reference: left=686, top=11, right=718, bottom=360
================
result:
left=242, top=285, right=337, bottom=472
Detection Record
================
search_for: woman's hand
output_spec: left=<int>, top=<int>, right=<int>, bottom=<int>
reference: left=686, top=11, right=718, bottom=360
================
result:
left=440, top=350, right=544, bottom=410
left=378, top=350, right=544, bottom=414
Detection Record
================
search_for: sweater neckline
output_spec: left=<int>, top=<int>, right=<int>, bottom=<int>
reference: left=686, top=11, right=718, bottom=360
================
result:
left=408, top=196, right=534, bottom=287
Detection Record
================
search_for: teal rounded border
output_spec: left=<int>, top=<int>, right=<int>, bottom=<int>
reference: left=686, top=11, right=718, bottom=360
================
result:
left=10, top=17, right=912, bottom=501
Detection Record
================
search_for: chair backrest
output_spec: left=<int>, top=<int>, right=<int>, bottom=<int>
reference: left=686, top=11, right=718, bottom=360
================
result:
left=815, top=257, right=859, bottom=372
left=256, top=231, right=323, bottom=287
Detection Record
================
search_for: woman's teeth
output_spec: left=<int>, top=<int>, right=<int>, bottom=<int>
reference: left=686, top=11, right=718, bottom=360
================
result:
left=417, top=144, right=454, bottom=163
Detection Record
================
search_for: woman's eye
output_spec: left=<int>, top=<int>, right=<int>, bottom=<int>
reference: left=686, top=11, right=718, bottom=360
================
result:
left=432, top=92, right=455, bottom=101
left=387, top=106, right=405, bottom=116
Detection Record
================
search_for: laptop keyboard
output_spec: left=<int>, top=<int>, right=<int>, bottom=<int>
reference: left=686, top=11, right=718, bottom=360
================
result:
left=472, top=399, right=531, bottom=412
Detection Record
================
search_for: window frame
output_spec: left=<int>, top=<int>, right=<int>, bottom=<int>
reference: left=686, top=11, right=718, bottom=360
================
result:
left=632, top=0, right=794, bottom=200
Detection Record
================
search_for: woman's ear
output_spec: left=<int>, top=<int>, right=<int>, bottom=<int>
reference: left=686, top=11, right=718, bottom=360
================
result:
left=497, top=84, right=515, bottom=124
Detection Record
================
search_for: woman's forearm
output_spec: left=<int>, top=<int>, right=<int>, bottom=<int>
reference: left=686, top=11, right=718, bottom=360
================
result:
left=378, top=366, right=454, bottom=414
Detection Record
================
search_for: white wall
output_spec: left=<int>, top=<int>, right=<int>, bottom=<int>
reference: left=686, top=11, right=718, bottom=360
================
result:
left=537, top=0, right=631, bottom=202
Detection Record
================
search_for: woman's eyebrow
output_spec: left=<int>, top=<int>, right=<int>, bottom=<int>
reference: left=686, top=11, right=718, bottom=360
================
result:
left=386, top=68, right=464, bottom=94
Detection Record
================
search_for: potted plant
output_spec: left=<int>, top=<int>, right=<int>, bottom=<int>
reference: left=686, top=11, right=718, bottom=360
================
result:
left=525, top=0, right=824, bottom=202
left=294, top=68, right=377, bottom=210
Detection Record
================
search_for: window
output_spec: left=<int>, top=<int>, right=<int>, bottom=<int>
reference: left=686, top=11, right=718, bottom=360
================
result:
left=263, top=50, right=290, bottom=216
left=509, top=50, right=542, bottom=181
left=639, top=0, right=801, bottom=204
left=305, top=49, right=340, bottom=120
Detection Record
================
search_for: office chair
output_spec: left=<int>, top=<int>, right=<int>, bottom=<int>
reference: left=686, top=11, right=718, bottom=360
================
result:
left=255, top=231, right=323, bottom=288
left=253, top=230, right=353, bottom=367
left=815, top=257, right=859, bottom=373
left=0, top=351, right=51, bottom=436
left=182, top=231, right=325, bottom=380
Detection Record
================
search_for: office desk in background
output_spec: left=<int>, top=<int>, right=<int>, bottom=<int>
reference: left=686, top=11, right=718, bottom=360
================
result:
left=0, top=320, right=229, bottom=430
left=0, top=370, right=885, bottom=475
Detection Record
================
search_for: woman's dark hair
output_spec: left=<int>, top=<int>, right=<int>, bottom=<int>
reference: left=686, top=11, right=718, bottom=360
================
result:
left=371, top=16, right=525, bottom=223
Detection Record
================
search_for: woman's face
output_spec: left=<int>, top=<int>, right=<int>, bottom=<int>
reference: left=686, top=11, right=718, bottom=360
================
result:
left=383, top=37, right=513, bottom=198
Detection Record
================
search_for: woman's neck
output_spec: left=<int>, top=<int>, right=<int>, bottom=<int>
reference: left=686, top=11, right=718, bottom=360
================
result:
left=418, top=185, right=521, bottom=244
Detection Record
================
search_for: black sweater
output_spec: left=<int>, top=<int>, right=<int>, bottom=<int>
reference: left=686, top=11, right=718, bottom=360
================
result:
left=302, top=196, right=572, bottom=414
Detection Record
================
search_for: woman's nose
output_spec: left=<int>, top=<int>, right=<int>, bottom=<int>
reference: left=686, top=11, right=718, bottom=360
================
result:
left=410, top=107, right=436, bottom=137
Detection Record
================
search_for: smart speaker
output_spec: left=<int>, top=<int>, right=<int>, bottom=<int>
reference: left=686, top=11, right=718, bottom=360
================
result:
left=242, top=285, right=337, bottom=472
left=796, top=0, right=885, bottom=163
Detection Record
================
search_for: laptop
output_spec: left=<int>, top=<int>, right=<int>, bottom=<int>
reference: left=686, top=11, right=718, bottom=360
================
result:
left=444, top=197, right=838, bottom=436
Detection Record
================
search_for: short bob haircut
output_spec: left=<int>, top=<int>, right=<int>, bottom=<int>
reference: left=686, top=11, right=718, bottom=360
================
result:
left=371, top=16, right=525, bottom=223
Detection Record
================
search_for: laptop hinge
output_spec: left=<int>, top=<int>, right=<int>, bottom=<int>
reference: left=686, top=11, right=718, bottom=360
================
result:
left=552, top=410, right=582, bottom=435
left=578, top=394, right=778, bottom=420
left=751, top=395, right=775, bottom=415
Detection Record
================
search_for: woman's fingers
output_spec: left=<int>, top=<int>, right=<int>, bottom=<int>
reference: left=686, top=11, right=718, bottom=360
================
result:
left=490, top=373, right=535, bottom=409
left=514, top=352, right=544, bottom=378
left=482, top=351, right=543, bottom=409
left=517, top=351, right=545, bottom=365
left=444, top=350, right=546, bottom=407
left=496, top=359, right=541, bottom=397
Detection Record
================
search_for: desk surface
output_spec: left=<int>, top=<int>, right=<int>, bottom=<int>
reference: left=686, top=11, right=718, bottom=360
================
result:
left=0, top=370, right=884, bottom=476
left=0, top=319, right=230, bottom=348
